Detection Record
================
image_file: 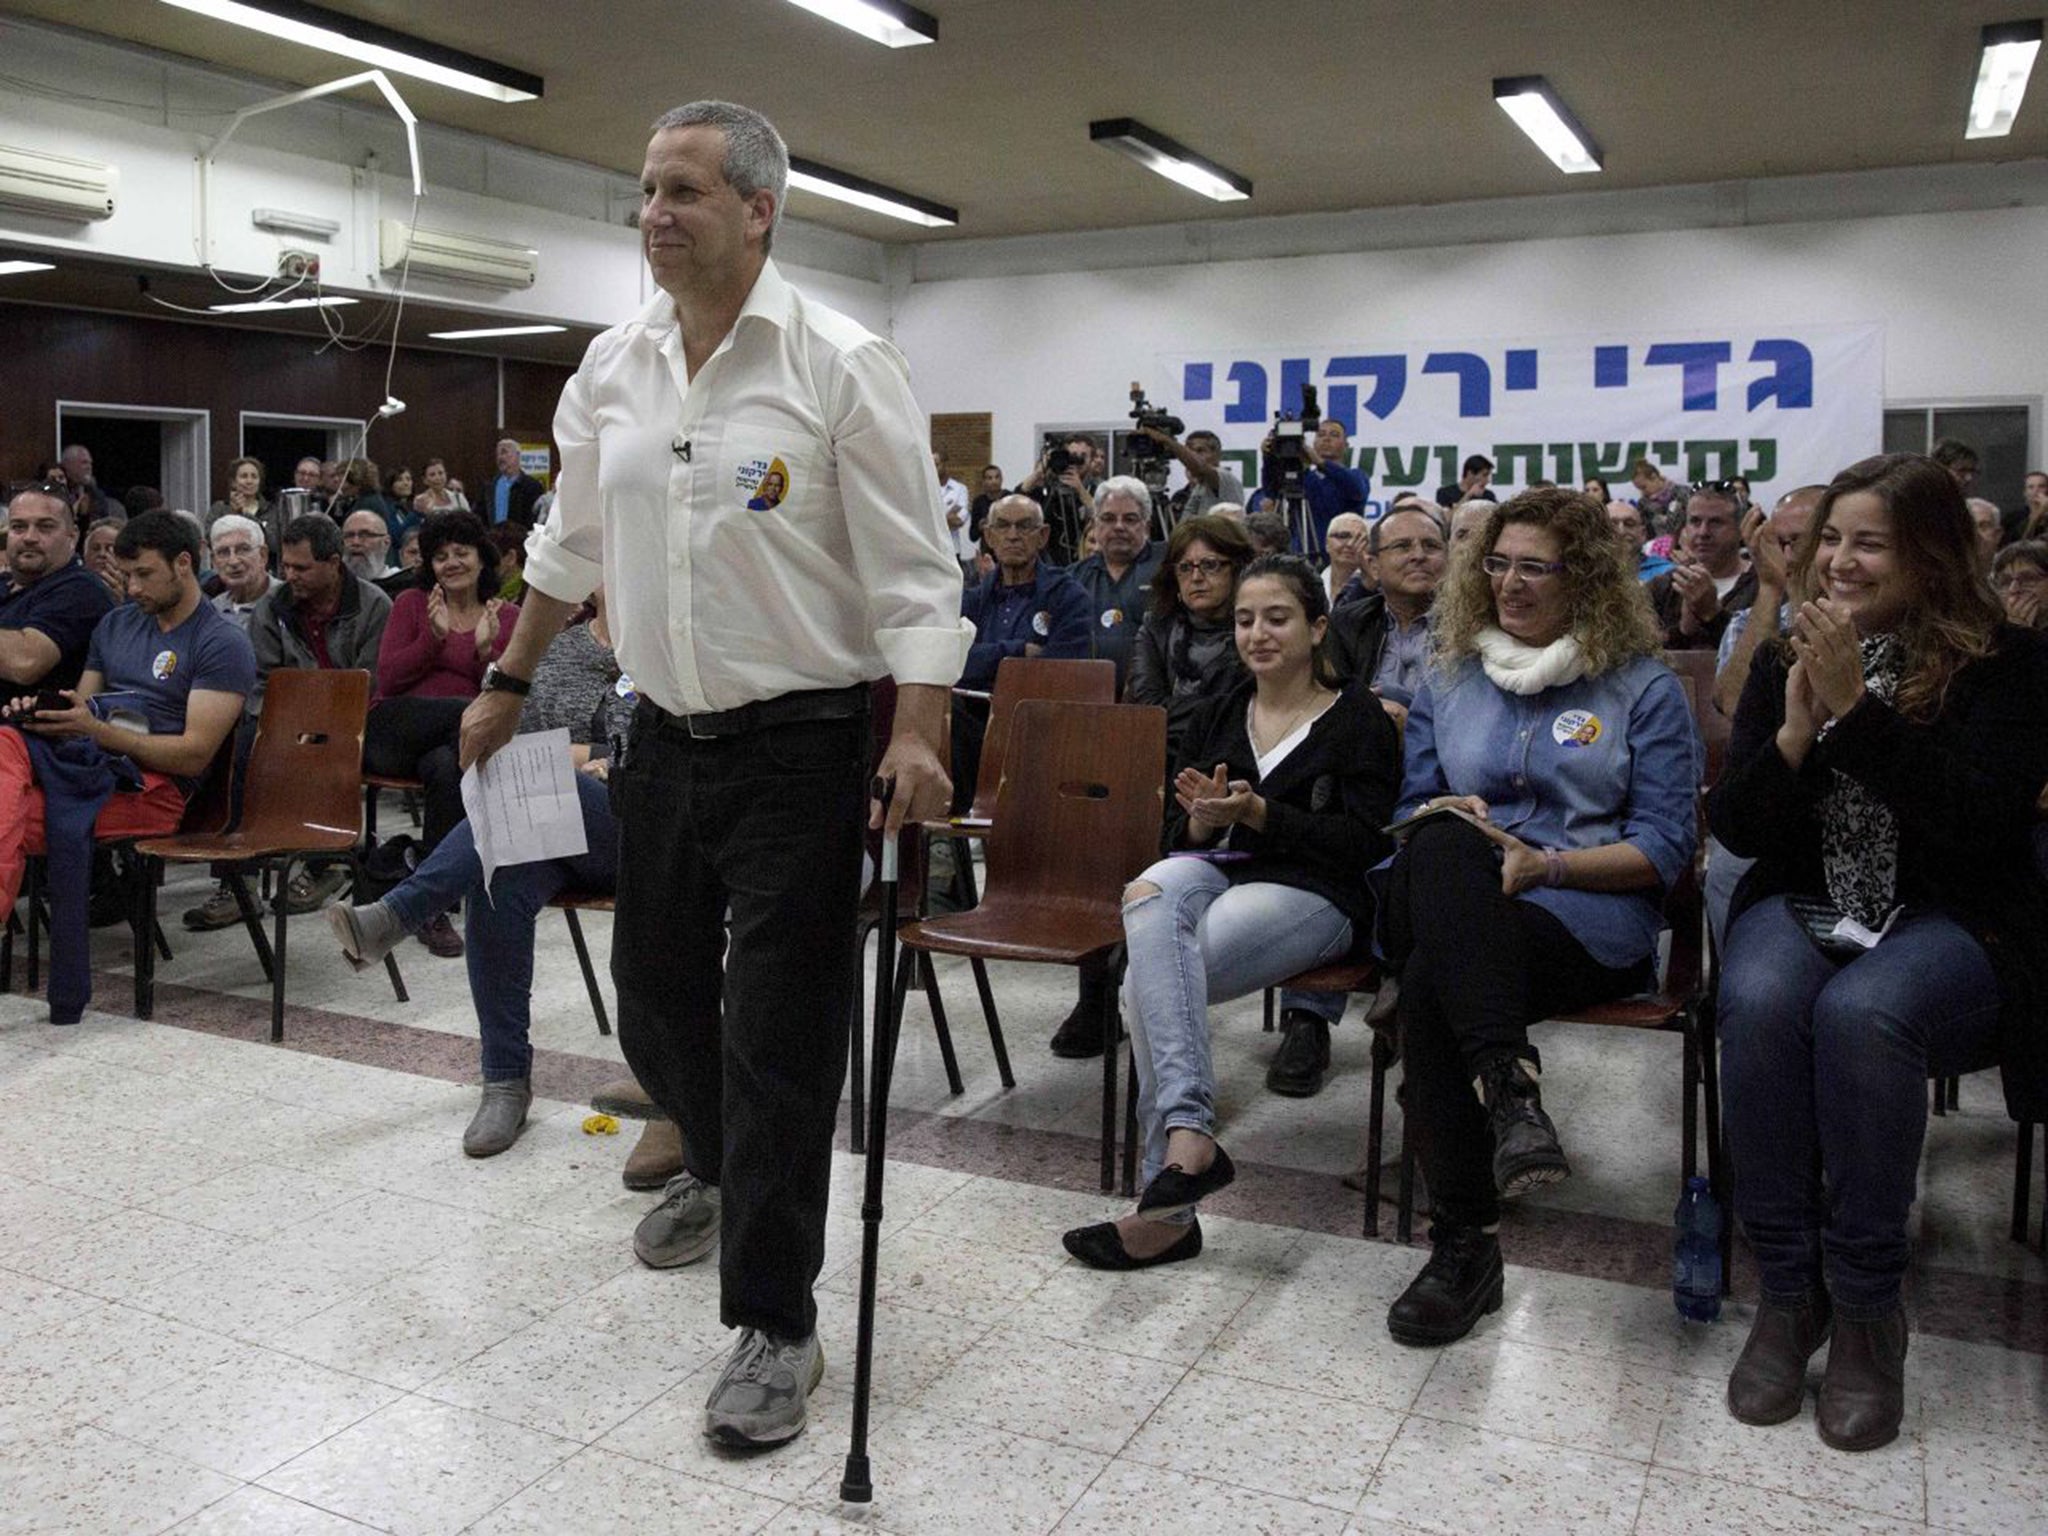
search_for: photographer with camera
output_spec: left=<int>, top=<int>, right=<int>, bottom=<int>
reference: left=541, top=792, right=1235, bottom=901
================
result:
left=1144, top=423, right=1245, bottom=526
left=1254, top=416, right=1369, bottom=552
left=1017, top=434, right=1100, bottom=566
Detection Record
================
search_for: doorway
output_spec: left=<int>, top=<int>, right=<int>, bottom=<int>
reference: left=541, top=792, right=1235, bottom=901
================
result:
left=240, top=413, right=360, bottom=500
left=55, top=403, right=210, bottom=515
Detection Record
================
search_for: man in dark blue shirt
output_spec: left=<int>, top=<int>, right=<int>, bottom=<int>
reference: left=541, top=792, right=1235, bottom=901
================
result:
left=1064, top=477, right=1163, bottom=695
left=1255, top=418, right=1370, bottom=550
left=0, top=484, right=116, bottom=694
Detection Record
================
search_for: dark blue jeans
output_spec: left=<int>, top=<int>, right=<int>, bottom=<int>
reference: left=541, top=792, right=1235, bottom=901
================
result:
left=383, top=770, right=620, bottom=1081
left=610, top=705, right=869, bottom=1341
left=1719, top=895, right=2001, bottom=1315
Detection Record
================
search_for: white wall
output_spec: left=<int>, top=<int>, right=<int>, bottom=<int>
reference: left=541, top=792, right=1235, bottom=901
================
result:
left=893, top=204, right=2048, bottom=480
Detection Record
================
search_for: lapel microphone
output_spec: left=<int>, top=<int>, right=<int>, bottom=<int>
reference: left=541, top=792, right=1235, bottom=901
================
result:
left=672, top=437, right=692, bottom=462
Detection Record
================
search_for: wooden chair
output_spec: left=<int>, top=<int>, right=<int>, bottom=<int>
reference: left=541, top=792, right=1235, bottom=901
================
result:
left=892, top=699, right=1166, bottom=1191
left=133, top=668, right=407, bottom=1040
left=362, top=772, right=426, bottom=844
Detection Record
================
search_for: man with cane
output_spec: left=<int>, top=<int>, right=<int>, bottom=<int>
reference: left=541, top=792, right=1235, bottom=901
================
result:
left=460, top=99, right=964, bottom=1450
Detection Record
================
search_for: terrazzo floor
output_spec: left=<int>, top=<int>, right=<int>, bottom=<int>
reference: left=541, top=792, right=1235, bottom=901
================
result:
left=0, top=852, right=2042, bottom=1535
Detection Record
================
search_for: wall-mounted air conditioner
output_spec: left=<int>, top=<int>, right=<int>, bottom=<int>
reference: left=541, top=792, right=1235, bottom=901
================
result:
left=0, top=144, right=118, bottom=222
left=379, top=219, right=538, bottom=288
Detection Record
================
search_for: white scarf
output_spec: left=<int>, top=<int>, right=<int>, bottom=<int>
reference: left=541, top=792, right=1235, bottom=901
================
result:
left=1474, top=626, right=1590, bottom=695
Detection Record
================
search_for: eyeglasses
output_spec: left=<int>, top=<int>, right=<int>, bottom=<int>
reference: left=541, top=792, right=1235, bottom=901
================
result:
left=1481, top=554, right=1568, bottom=582
left=987, top=518, right=1043, bottom=535
left=1378, top=537, right=1446, bottom=558
left=212, top=542, right=260, bottom=560
left=1175, top=557, right=1231, bottom=577
left=1994, top=570, right=2048, bottom=590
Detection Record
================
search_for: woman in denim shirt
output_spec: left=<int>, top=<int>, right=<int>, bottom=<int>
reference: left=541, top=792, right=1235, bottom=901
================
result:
left=1379, top=488, right=1700, bottom=1347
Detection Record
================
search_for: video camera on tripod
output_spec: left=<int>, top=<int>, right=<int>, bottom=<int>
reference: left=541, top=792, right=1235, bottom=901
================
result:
left=1269, top=384, right=1323, bottom=554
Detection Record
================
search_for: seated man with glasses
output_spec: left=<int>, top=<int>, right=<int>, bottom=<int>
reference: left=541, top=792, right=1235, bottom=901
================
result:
left=1649, top=483, right=1756, bottom=650
left=1375, top=489, right=1699, bottom=1347
left=207, top=515, right=280, bottom=630
left=1993, top=539, right=2048, bottom=630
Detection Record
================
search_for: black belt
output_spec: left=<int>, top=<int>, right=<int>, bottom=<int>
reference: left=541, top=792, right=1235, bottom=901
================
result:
left=646, top=683, right=869, bottom=741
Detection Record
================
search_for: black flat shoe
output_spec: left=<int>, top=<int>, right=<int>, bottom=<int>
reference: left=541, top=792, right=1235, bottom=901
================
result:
left=1135, top=1145, right=1237, bottom=1217
left=1061, top=1218, right=1203, bottom=1271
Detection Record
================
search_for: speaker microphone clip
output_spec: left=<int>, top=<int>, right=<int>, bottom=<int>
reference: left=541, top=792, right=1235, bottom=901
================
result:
left=672, top=437, right=692, bottom=463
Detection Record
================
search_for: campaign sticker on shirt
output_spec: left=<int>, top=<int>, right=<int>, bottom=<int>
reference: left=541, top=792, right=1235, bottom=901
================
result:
left=1032, top=610, right=1051, bottom=637
left=151, top=649, right=179, bottom=681
left=1553, top=709, right=1603, bottom=747
left=1100, top=607, right=1122, bottom=629
left=614, top=671, right=637, bottom=702
left=737, top=455, right=791, bottom=512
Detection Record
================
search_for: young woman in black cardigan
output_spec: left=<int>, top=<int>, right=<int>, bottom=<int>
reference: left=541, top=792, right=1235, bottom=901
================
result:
left=1062, top=554, right=1402, bottom=1269
left=1710, top=452, right=2048, bottom=1453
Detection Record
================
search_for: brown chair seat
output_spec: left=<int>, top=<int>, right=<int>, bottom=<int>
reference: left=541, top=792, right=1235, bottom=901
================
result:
left=139, top=826, right=359, bottom=862
left=548, top=890, right=615, bottom=912
left=1277, top=961, right=1379, bottom=995
left=362, top=772, right=426, bottom=791
left=901, top=904, right=1124, bottom=967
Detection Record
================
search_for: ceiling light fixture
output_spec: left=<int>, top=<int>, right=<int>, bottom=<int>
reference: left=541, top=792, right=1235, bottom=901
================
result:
left=427, top=324, right=567, bottom=339
left=209, top=294, right=358, bottom=313
left=0, top=260, right=55, bottom=276
left=1492, top=76, right=1603, bottom=174
left=157, top=0, right=543, bottom=102
left=251, top=206, right=341, bottom=239
left=787, top=156, right=957, bottom=227
left=1968, top=19, right=2043, bottom=138
left=1087, top=119, right=1251, bottom=202
left=782, top=0, right=936, bottom=47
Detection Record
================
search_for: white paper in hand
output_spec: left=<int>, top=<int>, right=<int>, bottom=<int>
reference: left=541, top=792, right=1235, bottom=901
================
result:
left=459, top=728, right=589, bottom=901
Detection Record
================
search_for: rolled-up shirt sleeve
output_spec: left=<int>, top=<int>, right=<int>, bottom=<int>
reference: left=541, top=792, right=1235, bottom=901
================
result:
left=828, top=337, right=971, bottom=687
left=521, top=355, right=605, bottom=607
left=1621, top=668, right=1703, bottom=893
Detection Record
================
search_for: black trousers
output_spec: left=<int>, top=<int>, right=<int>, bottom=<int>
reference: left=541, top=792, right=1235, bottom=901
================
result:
left=362, top=695, right=468, bottom=852
left=1380, top=817, right=1642, bottom=1231
left=611, top=703, right=869, bottom=1339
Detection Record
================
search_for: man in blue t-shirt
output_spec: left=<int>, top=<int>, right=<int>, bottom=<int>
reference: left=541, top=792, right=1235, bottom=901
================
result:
left=0, top=511, right=256, bottom=1019
left=0, top=483, right=115, bottom=693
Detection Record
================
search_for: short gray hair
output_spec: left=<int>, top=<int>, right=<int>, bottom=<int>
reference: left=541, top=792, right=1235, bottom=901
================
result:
left=209, top=513, right=266, bottom=550
left=649, top=100, right=789, bottom=253
left=1092, top=476, right=1153, bottom=518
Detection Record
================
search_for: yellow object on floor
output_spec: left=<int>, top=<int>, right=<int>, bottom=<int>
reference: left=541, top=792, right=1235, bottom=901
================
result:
left=581, top=1113, right=620, bottom=1135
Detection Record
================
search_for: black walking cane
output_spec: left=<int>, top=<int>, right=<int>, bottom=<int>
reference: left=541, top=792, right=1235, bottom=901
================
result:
left=841, top=773, right=900, bottom=1503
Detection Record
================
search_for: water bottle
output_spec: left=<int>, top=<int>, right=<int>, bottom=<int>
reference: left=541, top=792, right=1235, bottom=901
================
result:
left=1672, top=1175, right=1722, bottom=1322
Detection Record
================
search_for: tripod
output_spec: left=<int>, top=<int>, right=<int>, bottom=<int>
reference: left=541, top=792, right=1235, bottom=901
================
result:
left=1043, top=481, right=1087, bottom=566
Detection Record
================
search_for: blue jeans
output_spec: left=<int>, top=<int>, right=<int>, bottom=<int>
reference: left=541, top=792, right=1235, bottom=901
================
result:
left=383, top=770, right=620, bottom=1081
left=1278, top=987, right=1348, bottom=1026
left=1719, top=895, right=2001, bottom=1315
left=1122, top=856, right=1354, bottom=1220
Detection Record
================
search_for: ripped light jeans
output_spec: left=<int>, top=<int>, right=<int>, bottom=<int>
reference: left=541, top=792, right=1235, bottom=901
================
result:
left=1121, top=855, right=1354, bottom=1221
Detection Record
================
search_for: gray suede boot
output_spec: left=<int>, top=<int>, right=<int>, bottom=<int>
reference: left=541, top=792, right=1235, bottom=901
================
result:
left=462, top=1080, right=532, bottom=1158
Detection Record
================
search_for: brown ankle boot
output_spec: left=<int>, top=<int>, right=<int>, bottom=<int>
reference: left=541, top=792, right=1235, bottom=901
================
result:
left=622, top=1117, right=683, bottom=1191
left=1727, top=1293, right=1832, bottom=1426
left=1817, top=1306, right=1908, bottom=1452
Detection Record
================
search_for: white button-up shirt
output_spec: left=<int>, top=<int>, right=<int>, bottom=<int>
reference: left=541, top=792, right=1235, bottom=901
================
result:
left=523, top=260, right=970, bottom=716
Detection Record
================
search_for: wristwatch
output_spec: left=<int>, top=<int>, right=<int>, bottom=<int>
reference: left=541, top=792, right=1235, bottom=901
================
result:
left=481, top=663, right=532, bottom=697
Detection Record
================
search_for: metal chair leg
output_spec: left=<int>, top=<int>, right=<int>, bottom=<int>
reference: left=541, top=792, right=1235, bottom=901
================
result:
left=2015, top=1121, right=2037, bottom=1245
left=1121, top=1042, right=1139, bottom=1198
left=224, top=869, right=275, bottom=980
left=970, top=959, right=1014, bottom=1089
left=269, top=858, right=291, bottom=1042
left=563, top=907, right=611, bottom=1035
left=1262, top=986, right=1275, bottom=1033
left=1363, top=1029, right=1390, bottom=1239
left=26, top=856, right=42, bottom=992
left=1097, top=951, right=1119, bottom=1193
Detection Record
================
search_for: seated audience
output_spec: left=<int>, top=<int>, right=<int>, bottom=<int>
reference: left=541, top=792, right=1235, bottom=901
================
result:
left=1713, top=486, right=1824, bottom=718
left=1060, top=555, right=1399, bottom=1269
left=488, top=525, right=530, bottom=602
left=1320, top=512, right=1371, bottom=610
left=1631, top=456, right=1691, bottom=536
left=1376, top=488, right=1699, bottom=1347
left=1649, top=483, right=1755, bottom=649
left=362, top=511, right=518, bottom=957
left=2020, top=468, right=2047, bottom=540
left=1584, top=476, right=1613, bottom=505
left=327, top=458, right=397, bottom=537
left=966, top=462, right=1004, bottom=551
left=1244, top=510, right=1291, bottom=556
left=290, top=455, right=325, bottom=503
left=397, top=525, right=423, bottom=573
left=1446, top=499, right=1493, bottom=549
left=1128, top=512, right=1256, bottom=766
left=341, top=509, right=401, bottom=590
left=1966, top=496, right=2004, bottom=572
left=1992, top=539, right=2048, bottom=628
left=0, top=511, right=255, bottom=1022
left=1, top=484, right=116, bottom=693
left=59, top=444, right=118, bottom=523
left=1709, top=452, right=2048, bottom=1454
left=330, top=592, right=629, bottom=1157
left=1435, top=453, right=1496, bottom=509
left=382, top=467, right=421, bottom=544
left=206, top=514, right=279, bottom=629
left=206, top=456, right=273, bottom=534
left=1066, top=478, right=1164, bottom=696
left=1931, top=436, right=1979, bottom=495
left=82, top=519, right=125, bottom=601
left=412, top=456, right=469, bottom=517
left=122, top=486, right=165, bottom=521
left=1605, top=499, right=1671, bottom=582
left=487, top=438, right=545, bottom=529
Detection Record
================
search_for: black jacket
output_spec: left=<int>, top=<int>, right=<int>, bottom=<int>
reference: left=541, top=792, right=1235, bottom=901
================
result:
left=1128, top=610, right=1244, bottom=765
left=1708, top=627, right=2048, bottom=1117
left=1649, top=566, right=1758, bottom=651
left=1328, top=591, right=1391, bottom=700
left=1164, top=675, right=1401, bottom=952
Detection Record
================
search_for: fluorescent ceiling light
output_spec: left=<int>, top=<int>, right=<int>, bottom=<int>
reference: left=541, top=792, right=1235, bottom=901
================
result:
left=157, top=0, right=543, bottom=102
left=209, top=294, right=358, bottom=313
left=0, top=260, right=55, bottom=276
left=782, top=0, right=935, bottom=47
left=1493, top=76, right=1603, bottom=174
left=427, top=324, right=567, bottom=339
left=1968, top=19, right=2043, bottom=138
left=787, top=156, right=958, bottom=227
left=1088, top=119, right=1251, bottom=202
left=251, top=206, right=340, bottom=239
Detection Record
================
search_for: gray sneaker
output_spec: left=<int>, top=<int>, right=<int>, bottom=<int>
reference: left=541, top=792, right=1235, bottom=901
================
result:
left=703, top=1328, right=823, bottom=1447
left=462, top=1079, right=531, bottom=1158
left=633, top=1170, right=722, bottom=1269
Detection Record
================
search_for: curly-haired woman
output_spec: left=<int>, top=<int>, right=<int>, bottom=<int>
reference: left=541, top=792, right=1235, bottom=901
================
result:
left=1378, top=487, right=1701, bottom=1347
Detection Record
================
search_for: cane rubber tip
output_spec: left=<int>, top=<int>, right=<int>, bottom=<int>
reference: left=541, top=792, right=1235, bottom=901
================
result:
left=840, top=1478, right=873, bottom=1503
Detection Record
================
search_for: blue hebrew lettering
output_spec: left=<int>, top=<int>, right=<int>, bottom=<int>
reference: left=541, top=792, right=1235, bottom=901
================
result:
left=1324, top=355, right=1408, bottom=429
left=1276, top=358, right=1312, bottom=417
left=1224, top=361, right=1267, bottom=423
left=1643, top=342, right=1733, bottom=412
left=1594, top=346, right=1629, bottom=389
left=1422, top=352, right=1492, bottom=417
left=1504, top=350, right=1538, bottom=391
left=1182, top=362, right=1215, bottom=402
left=1747, top=340, right=1814, bottom=410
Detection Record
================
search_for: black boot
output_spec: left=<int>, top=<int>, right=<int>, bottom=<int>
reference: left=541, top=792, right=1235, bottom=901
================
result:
left=1266, top=1009, right=1332, bottom=1097
left=1727, top=1292, right=1832, bottom=1426
left=1051, top=954, right=1114, bottom=1059
left=1817, top=1305, right=1908, bottom=1452
left=1387, top=1225, right=1504, bottom=1346
left=1475, top=1054, right=1569, bottom=1197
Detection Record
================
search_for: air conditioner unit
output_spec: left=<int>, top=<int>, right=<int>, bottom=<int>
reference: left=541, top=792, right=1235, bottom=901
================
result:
left=0, top=144, right=117, bottom=222
left=379, top=219, right=537, bottom=289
